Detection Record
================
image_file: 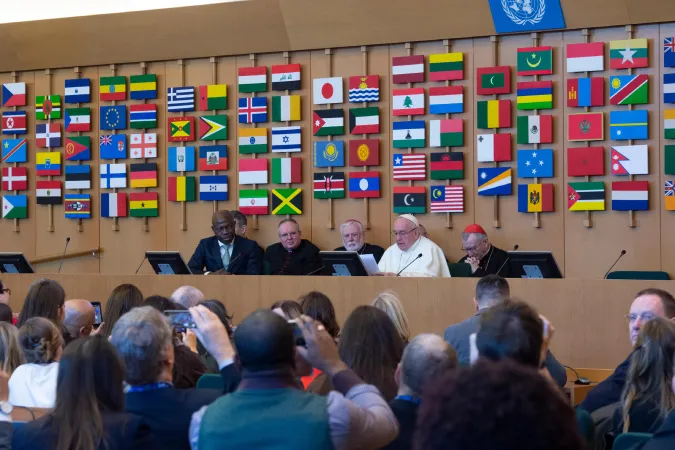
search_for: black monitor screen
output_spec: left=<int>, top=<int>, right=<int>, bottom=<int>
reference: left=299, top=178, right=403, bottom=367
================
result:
left=0, top=253, right=33, bottom=274
left=146, top=252, right=192, bottom=275
left=318, top=251, right=369, bottom=277
left=506, top=251, right=562, bottom=279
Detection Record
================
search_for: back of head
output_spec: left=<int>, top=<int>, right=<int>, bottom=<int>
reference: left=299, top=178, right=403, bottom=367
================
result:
left=170, top=286, right=205, bottom=309
left=415, top=359, right=583, bottom=450
left=339, top=305, right=405, bottom=400
left=475, top=275, right=510, bottom=309
left=234, top=309, right=294, bottom=373
left=63, top=300, right=95, bottom=341
left=298, top=291, right=340, bottom=338
left=400, top=334, right=458, bottom=396
left=0, top=322, right=25, bottom=375
left=199, top=299, right=233, bottom=336
left=231, top=210, right=247, bottom=226
left=636, top=288, right=675, bottom=319
left=0, top=304, right=12, bottom=324
left=371, top=290, right=410, bottom=343
left=17, top=278, right=65, bottom=328
left=143, top=295, right=174, bottom=313
left=103, top=284, right=144, bottom=339
left=476, top=300, right=543, bottom=368
left=270, top=300, right=303, bottom=320
left=19, top=317, right=63, bottom=364
left=110, top=306, right=172, bottom=385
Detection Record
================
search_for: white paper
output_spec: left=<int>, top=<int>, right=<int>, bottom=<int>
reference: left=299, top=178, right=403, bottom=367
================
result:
left=359, top=254, right=380, bottom=275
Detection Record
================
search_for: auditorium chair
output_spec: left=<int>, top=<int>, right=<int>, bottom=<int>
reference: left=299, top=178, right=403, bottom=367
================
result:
left=612, top=432, right=653, bottom=450
left=196, top=373, right=224, bottom=391
left=606, top=271, right=670, bottom=281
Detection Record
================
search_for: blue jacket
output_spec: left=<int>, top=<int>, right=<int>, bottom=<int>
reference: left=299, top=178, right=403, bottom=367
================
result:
left=188, top=236, right=262, bottom=275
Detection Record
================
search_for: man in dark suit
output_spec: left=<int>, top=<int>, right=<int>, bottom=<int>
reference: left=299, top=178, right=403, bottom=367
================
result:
left=187, top=210, right=262, bottom=275
left=334, top=219, right=385, bottom=263
left=458, top=224, right=510, bottom=277
left=264, top=218, right=322, bottom=275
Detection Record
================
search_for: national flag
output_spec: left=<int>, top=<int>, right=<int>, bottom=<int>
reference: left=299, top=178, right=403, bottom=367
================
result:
left=238, top=97, right=267, bottom=124
left=516, top=149, right=554, bottom=178
left=665, top=74, right=675, bottom=103
left=393, top=186, right=426, bottom=214
left=392, top=88, right=425, bottom=116
left=36, top=180, right=62, bottom=205
left=349, top=107, right=379, bottom=134
left=168, top=117, right=195, bottom=142
left=666, top=146, right=675, bottom=174
left=272, top=95, right=301, bottom=122
left=392, top=55, right=425, bottom=84
left=199, top=145, right=228, bottom=171
left=476, top=66, right=510, bottom=95
left=393, top=120, right=425, bottom=148
left=666, top=182, right=675, bottom=210
left=239, top=189, right=269, bottom=215
left=2, top=195, right=27, bottom=219
left=198, top=84, right=227, bottom=111
left=348, top=139, right=379, bottom=166
left=271, top=188, right=303, bottom=215
left=64, top=78, right=90, bottom=104
left=516, top=81, right=553, bottom=110
left=430, top=152, right=463, bottom=180
left=168, top=176, right=196, bottom=202
left=348, top=172, right=380, bottom=198
left=36, top=124, right=61, bottom=148
left=567, top=146, right=604, bottom=177
left=2, top=111, right=26, bottom=135
left=517, top=46, right=553, bottom=76
left=101, top=192, right=127, bottom=218
left=428, top=86, right=463, bottom=114
left=477, top=99, right=511, bottom=128
left=612, top=181, right=648, bottom=211
left=313, top=141, right=345, bottom=167
left=2, top=82, right=26, bottom=107
left=99, top=105, right=126, bottom=130
left=313, top=172, right=345, bottom=199
left=238, top=158, right=268, bottom=184
left=239, top=128, right=268, bottom=154
left=312, top=77, right=343, bottom=105
left=666, top=110, right=675, bottom=139
left=609, top=110, right=648, bottom=140
left=99, top=134, right=126, bottom=159
left=100, top=164, right=127, bottom=189
left=100, top=76, right=126, bottom=101
left=478, top=168, right=512, bottom=196
left=167, top=87, right=195, bottom=112
left=429, top=53, right=463, bottom=81
left=36, top=152, right=61, bottom=176
left=64, top=165, right=91, bottom=190
left=609, top=75, right=648, bottom=105
left=199, top=115, right=227, bottom=140
left=36, top=95, right=61, bottom=120
left=271, top=157, right=302, bottom=184
left=129, top=104, right=157, bottom=129
left=610, top=145, right=648, bottom=175
left=271, top=64, right=301, bottom=91
left=610, top=39, right=649, bottom=69
left=518, top=184, right=554, bottom=213
left=271, top=126, right=301, bottom=152
left=168, top=146, right=196, bottom=172
left=129, top=133, right=157, bottom=159
left=1, top=139, right=27, bottom=163
left=348, top=75, right=379, bottom=103
left=477, top=133, right=511, bottom=162
left=199, top=175, right=228, bottom=201
left=312, top=109, right=344, bottom=136
left=430, top=119, right=462, bottom=147
left=568, top=112, right=604, bottom=141
left=129, top=192, right=159, bottom=217
left=430, top=185, right=464, bottom=213
left=665, top=38, right=675, bottom=68
left=567, top=77, right=604, bottom=107
left=517, top=115, right=552, bottom=144
left=393, top=153, right=426, bottom=180
left=64, top=194, right=91, bottom=219
left=568, top=182, right=605, bottom=211
left=238, top=67, right=267, bottom=93
left=1, top=167, right=27, bottom=191
left=129, top=163, right=158, bottom=188
left=64, top=108, right=91, bottom=132
left=129, top=74, right=157, bottom=100
left=566, top=42, right=604, bottom=73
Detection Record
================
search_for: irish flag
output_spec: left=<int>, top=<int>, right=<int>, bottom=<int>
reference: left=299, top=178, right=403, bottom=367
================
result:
left=430, top=119, right=463, bottom=148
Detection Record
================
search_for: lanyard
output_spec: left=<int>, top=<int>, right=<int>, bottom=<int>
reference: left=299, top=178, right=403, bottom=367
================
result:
left=395, top=395, right=421, bottom=405
left=125, top=382, right=173, bottom=393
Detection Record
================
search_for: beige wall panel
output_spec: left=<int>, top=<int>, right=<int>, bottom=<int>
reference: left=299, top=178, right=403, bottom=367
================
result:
left=660, top=22, right=675, bottom=276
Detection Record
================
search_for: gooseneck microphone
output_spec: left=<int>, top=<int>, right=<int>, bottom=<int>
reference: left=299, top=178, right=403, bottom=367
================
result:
left=306, top=266, right=326, bottom=276
left=134, top=254, right=148, bottom=275
left=57, top=237, right=70, bottom=274
left=397, top=253, right=423, bottom=276
left=496, top=244, right=519, bottom=276
left=603, top=250, right=627, bottom=279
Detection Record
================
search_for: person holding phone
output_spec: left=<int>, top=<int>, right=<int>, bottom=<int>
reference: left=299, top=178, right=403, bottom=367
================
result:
left=63, top=300, right=104, bottom=345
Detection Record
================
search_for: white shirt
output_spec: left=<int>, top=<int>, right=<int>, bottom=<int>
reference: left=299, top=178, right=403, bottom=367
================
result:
left=219, top=239, right=234, bottom=261
left=378, top=236, right=451, bottom=278
left=9, top=362, right=59, bottom=408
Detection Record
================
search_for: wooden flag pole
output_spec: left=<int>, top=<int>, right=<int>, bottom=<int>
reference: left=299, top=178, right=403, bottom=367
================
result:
left=582, top=28, right=593, bottom=228
left=249, top=53, right=259, bottom=231
left=140, top=62, right=150, bottom=232
left=325, top=48, right=335, bottom=229
left=73, top=66, right=84, bottom=233
left=443, top=39, right=454, bottom=229
left=361, top=45, right=371, bottom=230
left=10, top=71, right=20, bottom=233
left=405, top=42, right=414, bottom=191
left=210, top=57, right=219, bottom=213
left=177, top=59, right=188, bottom=230
left=490, top=36, right=501, bottom=228
left=531, top=33, right=542, bottom=229
left=109, top=64, right=120, bottom=232
left=283, top=51, right=292, bottom=220
left=45, top=68, right=55, bottom=232
left=625, top=25, right=637, bottom=228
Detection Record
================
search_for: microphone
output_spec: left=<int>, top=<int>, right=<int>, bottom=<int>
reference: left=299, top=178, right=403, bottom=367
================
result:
left=603, top=250, right=627, bottom=279
left=224, top=250, right=246, bottom=273
left=57, top=237, right=70, bottom=274
left=563, top=365, right=591, bottom=385
left=397, top=253, right=423, bottom=276
left=134, top=254, right=148, bottom=275
left=496, top=244, right=519, bottom=276
left=306, top=266, right=326, bottom=276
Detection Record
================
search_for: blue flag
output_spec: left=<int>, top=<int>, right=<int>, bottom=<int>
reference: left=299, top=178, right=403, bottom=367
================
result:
left=99, top=134, right=127, bottom=160
left=313, top=141, right=345, bottom=168
left=199, top=175, right=228, bottom=201
left=488, top=0, right=566, bottom=33
left=1, top=138, right=27, bottom=163
left=65, top=78, right=91, bottom=103
left=100, top=106, right=127, bottom=130
left=517, top=149, right=553, bottom=178
left=665, top=38, right=675, bottom=68
left=609, top=110, right=648, bottom=141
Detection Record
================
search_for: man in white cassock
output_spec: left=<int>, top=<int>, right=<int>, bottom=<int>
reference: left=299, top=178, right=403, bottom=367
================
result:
left=377, top=214, right=451, bottom=278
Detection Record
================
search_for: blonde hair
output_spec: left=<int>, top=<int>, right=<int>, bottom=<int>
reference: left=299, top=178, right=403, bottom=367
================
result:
left=0, top=323, right=24, bottom=375
left=371, top=290, right=410, bottom=343
left=19, top=317, right=63, bottom=364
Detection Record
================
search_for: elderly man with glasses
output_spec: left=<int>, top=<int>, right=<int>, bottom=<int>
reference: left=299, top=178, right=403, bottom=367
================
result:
left=334, top=219, right=385, bottom=263
left=377, top=214, right=450, bottom=278
left=264, top=218, right=322, bottom=275
left=458, top=224, right=510, bottom=277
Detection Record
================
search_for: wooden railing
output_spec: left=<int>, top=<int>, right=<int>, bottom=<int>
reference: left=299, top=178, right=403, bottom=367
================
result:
left=30, top=248, right=102, bottom=265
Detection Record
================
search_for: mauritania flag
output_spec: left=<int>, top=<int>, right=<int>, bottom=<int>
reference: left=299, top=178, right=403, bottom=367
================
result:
left=239, top=128, right=267, bottom=154
left=392, top=121, right=425, bottom=149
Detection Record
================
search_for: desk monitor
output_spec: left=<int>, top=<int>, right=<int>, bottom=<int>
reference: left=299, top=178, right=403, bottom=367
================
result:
left=506, top=251, right=562, bottom=279
left=0, top=253, right=34, bottom=274
left=319, top=251, right=370, bottom=277
left=146, top=251, right=192, bottom=275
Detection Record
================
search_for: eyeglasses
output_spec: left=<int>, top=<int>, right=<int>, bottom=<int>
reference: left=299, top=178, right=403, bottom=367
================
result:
left=279, top=231, right=299, bottom=239
left=462, top=240, right=486, bottom=253
left=625, top=312, right=657, bottom=323
left=392, top=228, right=417, bottom=238
left=0, top=289, right=9, bottom=295
left=342, top=233, right=363, bottom=240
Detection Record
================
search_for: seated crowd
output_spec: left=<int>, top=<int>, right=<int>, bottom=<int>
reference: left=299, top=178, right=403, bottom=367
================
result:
left=0, top=275, right=672, bottom=449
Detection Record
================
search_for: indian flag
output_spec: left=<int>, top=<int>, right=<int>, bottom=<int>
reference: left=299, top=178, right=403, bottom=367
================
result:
left=666, top=110, right=675, bottom=140
left=238, top=67, right=267, bottom=93
left=430, top=119, right=462, bottom=147
left=239, top=128, right=267, bottom=154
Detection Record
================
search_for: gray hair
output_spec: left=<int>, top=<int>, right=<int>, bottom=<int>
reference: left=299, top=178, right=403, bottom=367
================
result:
left=340, top=220, right=364, bottom=235
left=475, top=275, right=511, bottom=308
left=401, top=334, right=458, bottom=395
left=171, top=286, right=204, bottom=308
left=461, top=232, right=488, bottom=241
left=110, top=306, right=173, bottom=385
left=277, top=218, right=300, bottom=230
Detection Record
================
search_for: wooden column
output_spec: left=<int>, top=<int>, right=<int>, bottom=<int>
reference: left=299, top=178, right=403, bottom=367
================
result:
left=490, top=36, right=501, bottom=228
left=361, top=45, right=371, bottom=229
left=10, top=71, right=20, bottom=233
left=45, top=68, right=55, bottom=232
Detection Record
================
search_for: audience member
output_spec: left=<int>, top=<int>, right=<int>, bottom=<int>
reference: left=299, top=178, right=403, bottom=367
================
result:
left=371, top=290, right=410, bottom=344
left=102, top=284, right=144, bottom=339
left=197, top=299, right=233, bottom=373
left=271, top=300, right=303, bottom=320
left=334, top=219, right=385, bottom=263
left=264, top=219, right=322, bottom=276
left=415, top=359, right=584, bottom=450
left=0, top=305, right=11, bottom=324
left=63, top=299, right=96, bottom=345
left=640, top=369, right=675, bottom=449
left=189, top=310, right=398, bottom=449
left=298, top=291, right=340, bottom=339
left=170, top=286, right=205, bottom=309
left=384, top=334, right=457, bottom=450
left=10, top=317, right=63, bottom=408
left=12, top=335, right=154, bottom=450
left=0, top=322, right=24, bottom=376
left=0, top=280, right=9, bottom=305
left=16, top=278, right=65, bottom=329
left=144, top=295, right=175, bottom=311
left=458, top=224, right=510, bottom=277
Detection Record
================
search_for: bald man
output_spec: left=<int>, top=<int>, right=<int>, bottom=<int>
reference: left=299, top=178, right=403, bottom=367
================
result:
left=64, top=300, right=97, bottom=344
left=171, top=286, right=205, bottom=308
left=188, top=210, right=262, bottom=275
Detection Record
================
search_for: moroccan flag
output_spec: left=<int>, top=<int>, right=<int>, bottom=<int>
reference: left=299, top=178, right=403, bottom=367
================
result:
left=239, top=189, right=268, bottom=214
left=567, top=77, right=604, bottom=107
left=238, top=67, right=267, bottom=93
left=271, top=188, right=303, bottom=215
left=313, top=172, right=345, bottom=199
left=566, top=42, right=604, bottom=73
left=129, top=192, right=158, bottom=217
left=516, top=81, right=553, bottom=110
left=568, top=113, right=604, bottom=141
left=567, top=146, right=604, bottom=176
left=198, top=84, right=227, bottom=111
left=168, top=176, right=196, bottom=202
left=476, top=66, right=510, bottom=95
left=517, top=46, right=553, bottom=76
left=428, top=53, right=463, bottom=81
left=430, top=152, right=463, bottom=180
left=271, top=157, right=302, bottom=184
left=64, top=136, right=91, bottom=161
left=199, top=115, right=227, bottom=141
left=429, top=119, right=462, bottom=147
left=609, top=75, right=648, bottom=105
left=609, top=39, right=648, bottom=69
left=666, top=110, right=675, bottom=139
left=568, top=182, right=605, bottom=211
left=348, top=139, right=379, bottom=166
left=476, top=133, right=511, bottom=162
left=129, top=74, right=157, bottom=100
left=517, top=115, right=552, bottom=144
left=518, top=184, right=554, bottom=213
left=393, top=186, right=426, bottom=214
left=99, top=76, right=126, bottom=101
left=476, top=100, right=510, bottom=129
left=130, top=163, right=158, bottom=188
left=169, top=117, right=195, bottom=142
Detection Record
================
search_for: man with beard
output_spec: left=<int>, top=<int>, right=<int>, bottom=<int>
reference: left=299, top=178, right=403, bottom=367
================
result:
left=334, top=219, right=385, bottom=263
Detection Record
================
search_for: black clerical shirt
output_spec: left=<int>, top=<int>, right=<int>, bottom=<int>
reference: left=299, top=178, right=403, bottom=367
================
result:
left=458, top=245, right=510, bottom=277
left=264, top=239, right=322, bottom=275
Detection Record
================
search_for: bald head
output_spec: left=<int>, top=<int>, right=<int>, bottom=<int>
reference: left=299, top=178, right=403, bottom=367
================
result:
left=170, top=286, right=205, bottom=308
left=234, top=309, right=295, bottom=373
left=212, top=210, right=235, bottom=245
left=400, top=334, right=457, bottom=396
left=64, top=300, right=95, bottom=340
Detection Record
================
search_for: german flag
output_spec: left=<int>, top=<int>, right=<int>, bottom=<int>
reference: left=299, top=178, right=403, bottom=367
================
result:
left=129, top=163, right=157, bottom=188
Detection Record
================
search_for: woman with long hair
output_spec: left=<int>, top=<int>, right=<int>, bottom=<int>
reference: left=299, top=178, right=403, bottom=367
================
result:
left=102, top=284, right=143, bottom=339
left=298, top=291, right=340, bottom=340
left=0, top=322, right=24, bottom=376
left=371, top=290, right=410, bottom=344
left=16, top=278, right=65, bottom=329
left=270, top=300, right=303, bottom=320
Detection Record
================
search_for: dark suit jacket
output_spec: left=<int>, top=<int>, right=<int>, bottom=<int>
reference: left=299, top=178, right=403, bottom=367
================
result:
left=458, top=245, right=510, bottom=277
left=612, top=398, right=665, bottom=436
left=641, top=410, right=675, bottom=450
left=382, top=398, right=418, bottom=450
left=334, top=243, right=386, bottom=263
left=264, top=240, right=322, bottom=275
left=579, top=354, right=631, bottom=414
left=188, top=235, right=262, bottom=275
left=13, top=412, right=154, bottom=450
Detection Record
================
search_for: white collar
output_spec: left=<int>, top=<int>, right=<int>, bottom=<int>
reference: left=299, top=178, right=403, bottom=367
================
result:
left=219, top=238, right=235, bottom=248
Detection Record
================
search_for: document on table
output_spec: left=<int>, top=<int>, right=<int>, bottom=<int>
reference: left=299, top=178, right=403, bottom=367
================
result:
left=359, top=254, right=380, bottom=275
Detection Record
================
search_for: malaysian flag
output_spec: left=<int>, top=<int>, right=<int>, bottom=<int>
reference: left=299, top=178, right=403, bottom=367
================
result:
left=430, top=185, right=464, bottom=213
left=167, top=87, right=195, bottom=112
left=393, top=153, right=426, bottom=180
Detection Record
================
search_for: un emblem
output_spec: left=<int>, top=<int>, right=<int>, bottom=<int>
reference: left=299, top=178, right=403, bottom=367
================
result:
left=501, top=0, right=546, bottom=25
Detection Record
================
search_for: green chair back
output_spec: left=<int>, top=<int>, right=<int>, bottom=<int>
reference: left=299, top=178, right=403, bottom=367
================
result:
left=607, top=271, right=670, bottom=280
left=448, top=263, right=473, bottom=278
left=196, top=373, right=224, bottom=391
left=613, top=432, right=653, bottom=450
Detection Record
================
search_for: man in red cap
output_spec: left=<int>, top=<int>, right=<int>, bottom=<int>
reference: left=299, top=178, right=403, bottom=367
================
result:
left=458, top=224, right=510, bottom=277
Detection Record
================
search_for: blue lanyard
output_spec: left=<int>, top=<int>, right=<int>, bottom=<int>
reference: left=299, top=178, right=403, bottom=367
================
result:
left=395, top=395, right=421, bottom=405
left=125, top=382, right=173, bottom=393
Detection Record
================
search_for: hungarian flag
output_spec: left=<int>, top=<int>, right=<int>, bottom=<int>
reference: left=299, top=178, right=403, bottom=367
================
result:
left=430, top=152, right=463, bottom=180
left=517, top=46, right=553, bottom=76
left=348, top=139, right=379, bottom=166
left=476, top=100, right=510, bottom=129
left=129, top=192, right=158, bottom=217
left=198, top=84, right=227, bottom=111
left=568, top=113, right=604, bottom=141
left=567, top=146, right=604, bottom=176
left=238, top=67, right=267, bottom=93
left=101, top=193, right=127, bottom=218
left=313, top=172, right=345, bottom=199
left=609, top=39, right=648, bottom=69
left=393, top=186, right=426, bottom=214
left=64, top=136, right=91, bottom=161
left=429, top=119, right=462, bottom=147
left=239, top=189, right=269, bottom=214
left=169, top=117, right=195, bottom=142
left=476, top=66, right=511, bottom=95
left=566, top=42, right=604, bottom=73
left=271, top=157, right=302, bottom=184
left=517, top=115, right=552, bottom=144
left=567, top=77, right=604, bottom=108
left=477, top=133, right=511, bottom=162
left=168, top=176, right=196, bottom=202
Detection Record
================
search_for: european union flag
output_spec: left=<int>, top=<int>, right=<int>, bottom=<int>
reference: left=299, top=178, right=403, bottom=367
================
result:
left=488, top=0, right=566, bottom=33
left=517, top=149, right=553, bottom=178
left=100, top=106, right=127, bottom=130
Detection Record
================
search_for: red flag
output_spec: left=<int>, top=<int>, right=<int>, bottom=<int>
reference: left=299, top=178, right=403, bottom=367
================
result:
left=568, top=113, right=604, bottom=141
left=567, top=146, right=604, bottom=176
left=348, top=139, right=379, bottom=166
